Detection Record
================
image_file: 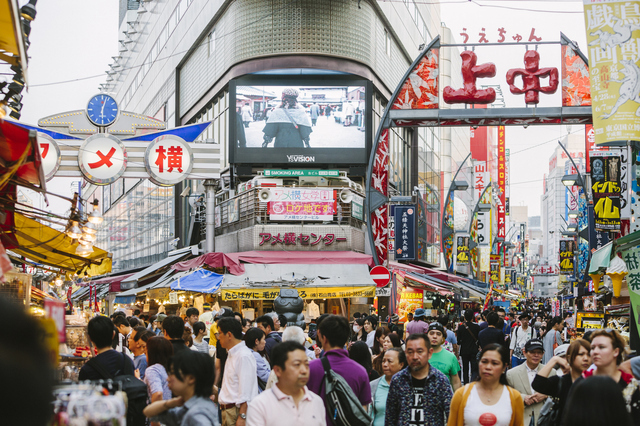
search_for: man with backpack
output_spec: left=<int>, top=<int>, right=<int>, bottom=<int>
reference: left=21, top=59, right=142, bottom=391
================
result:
left=509, top=312, right=537, bottom=368
left=307, top=315, right=371, bottom=425
left=256, top=314, right=282, bottom=359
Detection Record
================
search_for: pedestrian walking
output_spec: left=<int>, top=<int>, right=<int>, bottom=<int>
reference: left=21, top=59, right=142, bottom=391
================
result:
left=478, top=312, right=505, bottom=350
left=384, top=333, right=453, bottom=426
left=255, top=315, right=282, bottom=359
left=143, top=350, right=219, bottom=425
left=244, top=327, right=271, bottom=392
left=509, top=312, right=536, bottom=367
left=405, top=308, right=429, bottom=339
left=129, top=326, right=149, bottom=379
left=369, top=348, right=407, bottom=426
left=561, top=376, right=632, bottom=426
left=447, top=343, right=524, bottom=426
left=217, top=317, right=258, bottom=426
left=542, top=317, right=564, bottom=364
left=456, top=310, right=481, bottom=384
left=427, top=322, right=461, bottom=391
left=247, top=341, right=326, bottom=426
left=191, top=321, right=210, bottom=354
left=143, top=336, right=173, bottom=403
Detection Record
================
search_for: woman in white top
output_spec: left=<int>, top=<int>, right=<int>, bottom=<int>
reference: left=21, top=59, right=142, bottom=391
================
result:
left=448, top=343, right=524, bottom=426
left=364, top=316, right=377, bottom=348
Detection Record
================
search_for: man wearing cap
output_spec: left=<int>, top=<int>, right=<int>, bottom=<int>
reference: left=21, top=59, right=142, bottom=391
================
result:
left=405, top=308, right=429, bottom=340
left=262, top=88, right=313, bottom=148
left=388, top=314, right=403, bottom=336
left=509, top=311, right=537, bottom=368
left=427, top=323, right=461, bottom=391
left=507, top=338, right=554, bottom=424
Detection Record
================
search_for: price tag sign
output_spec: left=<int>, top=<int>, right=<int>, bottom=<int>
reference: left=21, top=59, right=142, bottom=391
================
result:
left=44, top=299, right=66, bottom=343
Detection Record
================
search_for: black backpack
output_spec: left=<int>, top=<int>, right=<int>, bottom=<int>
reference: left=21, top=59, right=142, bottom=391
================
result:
left=320, top=356, right=372, bottom=426
left=87, top=353, right=148, bottom=426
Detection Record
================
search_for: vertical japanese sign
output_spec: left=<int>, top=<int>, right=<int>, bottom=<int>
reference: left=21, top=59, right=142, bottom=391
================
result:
left=583, top=0, right=640, bottom=145
left=456, top=235, right=470, bottom=266
left=490, top=254, right=500, bottom=284
left=394, top=206, right=416, bottom=260
left=505, top=149, right=510, bottom=216
left=474, top=161, right=489, bottom=202
left=352, top=194, right=364, bottom=221
left=591, top=152, right=622, bottom=231
left=497, top=126, right=506, bottom=239
left=622, top=246, right=640, bottom=341
left=559, top=239, right=576, bottom=274
left=388, top=205, right=396, bottom=258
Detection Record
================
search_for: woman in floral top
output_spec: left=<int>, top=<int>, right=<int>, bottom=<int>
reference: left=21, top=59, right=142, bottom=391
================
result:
left=144, top=336, right=173, bottom=403
left=578, top=329, right=640, bottom=424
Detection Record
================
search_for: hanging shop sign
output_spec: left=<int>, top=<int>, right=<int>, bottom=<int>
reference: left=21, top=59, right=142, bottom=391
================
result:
left=559, top=239, right=576, bottom=274
left=148, top=288, right=171, bottom=300
left=394, top=206, right=416, bottom=260
left=474, top=161, right=489, bottom=202
left=477, top=211, right=489, bottom=245
left=258, top=231, right=347, bottom=247
left=622, top=246, right=640, bottom=338
left=168, top=292, right=179, bottom=304
left=352, top=194, right=364, bottom=221
left=479, top=245, right=491, bottom=272
left=583, top=0, right=640, bottom=145
left=44, top=299, right=66, bottom=344
left=590, top=152, right=621, bottom=232
left=388, top=204, right=395, bottom=256
left=398, top=287, right=424, bottom=320
left=144, top=135, right=194, bottom=186
left=263, top=169, right=340, bottom=177
left=37, top=133, right=61, bottom=181
left=78, top=134, right=128, bottom=185
left=221, top=286, right=375, bottom=301
left=268, top=188, right=335, bottom=221
left=497, top=126, right=506, bottom=239
left=456, top=235, right=470, bottom=266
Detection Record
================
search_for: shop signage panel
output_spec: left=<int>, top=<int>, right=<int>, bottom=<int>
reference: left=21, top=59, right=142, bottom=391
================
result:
left=148, top=288, right=171, bottom=300
left=474, top=161, right=489, bottom=202
left=352, top=194, right=364, bottom=221
left=221, top=286, right=375, bottom=301
left=144, top=135, right=194, bottom=186
left=388, top=204, right=396, bottom=256
left=37, top=133, right=61, bottom=181
left=622, top=246, right=640, bottom=338
left=477, top=211, right=489, bottom=246
left=456, top=235, right=470, bottom=266
left=394, top=205, right=416, bottom=260
left=497, top=126, right=506, bottom=239
left=268, top=188, right=335, bottom=221
left=375, top=287, right=391, bottom=297
left=583, top=0, right=640, bottom=145
left=78, top=134, right=127, bottom=185
left=398, top=287, right=424, bottom=321
left=263, top=169, right=340, bottom=177
left=479, top=246, right=491, bottom=272
left=44, top=299, right=66, bottom=343
left=590, top=151, right=621, bottom=232
left=559, top=239, right=576, bottom=274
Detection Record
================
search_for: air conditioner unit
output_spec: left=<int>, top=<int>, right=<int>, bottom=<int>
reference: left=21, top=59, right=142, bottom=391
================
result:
left=339, top=189, right=353, bottom=203
left=258, top=188, right=273, bottom=202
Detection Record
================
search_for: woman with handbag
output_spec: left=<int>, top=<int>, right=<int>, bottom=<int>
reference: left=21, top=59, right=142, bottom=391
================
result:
left=448, top=343, right=524, bottom=426
left=532, top=339, right=591, bottom=426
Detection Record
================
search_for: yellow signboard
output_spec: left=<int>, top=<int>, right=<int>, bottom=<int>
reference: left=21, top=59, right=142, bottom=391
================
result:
left=221, top=286, right=375, bottom=301
left=583, top=0, right=640, bottom=145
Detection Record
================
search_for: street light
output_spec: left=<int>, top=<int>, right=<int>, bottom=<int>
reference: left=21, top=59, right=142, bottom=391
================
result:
left=567, top=210, right=579, bottom=219
left=450, top=180, right=469, bottom=191
left=561, top=174, right=579, bottom=187
left=561, top=231, right=577, bottom=237
left=566, top=224, right=577, bottom=233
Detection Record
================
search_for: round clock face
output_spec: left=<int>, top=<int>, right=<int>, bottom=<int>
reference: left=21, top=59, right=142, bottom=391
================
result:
left=86, top=94, right=119, bottom=126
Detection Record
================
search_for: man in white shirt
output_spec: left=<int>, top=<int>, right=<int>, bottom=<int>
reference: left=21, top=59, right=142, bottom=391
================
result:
left=247, top=341, right=326, bottom=426
left=509, top=311, right=536, bottom=367
left=217, top=317, right=259, bottom=426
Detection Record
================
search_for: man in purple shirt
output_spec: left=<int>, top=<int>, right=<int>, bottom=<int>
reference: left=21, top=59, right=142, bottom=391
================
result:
left=307, top=315, right=371, bottom=425
left=404, top=308, right=429, bottom=339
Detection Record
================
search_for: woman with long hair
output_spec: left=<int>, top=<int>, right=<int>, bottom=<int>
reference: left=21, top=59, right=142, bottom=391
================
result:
left=532, top=339, right=591, bottom=426
left=143, top=336, right=173, bottom=403
left=580, top=329, right=640, bottom=423
left=349, top=341, right=379, bottom=381
left=383, top=332, right=402, bottom=350
left=372, top=326, right=390, bottom=356
left=244, top=327, right=270, bottom=392
left=351, top=317, right=367, bottom=343
left=448, top=343, right=524, bottom=426
left=562, top=375, right=632, bottom=426
left=369, top=348, right=407, bottom=426
left=364, top=316, right=378, bottom=348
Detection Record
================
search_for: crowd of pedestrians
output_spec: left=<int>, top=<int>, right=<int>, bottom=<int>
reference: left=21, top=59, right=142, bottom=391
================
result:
left=65, top=302, right=640, bottom=426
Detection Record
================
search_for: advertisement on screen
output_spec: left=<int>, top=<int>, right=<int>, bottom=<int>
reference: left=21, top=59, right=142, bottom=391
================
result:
left=230, top=78, right=371, bottom=165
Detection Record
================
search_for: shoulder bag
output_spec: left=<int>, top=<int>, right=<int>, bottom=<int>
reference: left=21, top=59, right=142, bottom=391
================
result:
left=537, top=376, right=564, bottom=426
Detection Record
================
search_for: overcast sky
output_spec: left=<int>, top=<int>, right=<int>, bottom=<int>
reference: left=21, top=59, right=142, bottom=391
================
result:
left=16, top=0, right=587, bottom=218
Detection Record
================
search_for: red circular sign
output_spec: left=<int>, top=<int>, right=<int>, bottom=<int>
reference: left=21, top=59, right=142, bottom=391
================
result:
left=370, top=266, right=391, bottom=288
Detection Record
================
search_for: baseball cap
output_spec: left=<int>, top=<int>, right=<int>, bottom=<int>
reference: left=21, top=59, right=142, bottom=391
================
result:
left=413, top=308, right=426, bottom=318
left=524, top=338, right=544, bottom=352
left=156, top=313, right=167, bottom=324
left=428, top=322, right=445, bottom=335
left=554, top=344, right=570, bottom=357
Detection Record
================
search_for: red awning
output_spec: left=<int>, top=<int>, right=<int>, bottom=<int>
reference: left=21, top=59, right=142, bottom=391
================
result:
left=0, top=119, right=45, bottom=192
left=403, top=273, right=453, bottom=295
left=172, top=251, right=375, bottom=275
left=87, top=273, right=135, bottom=292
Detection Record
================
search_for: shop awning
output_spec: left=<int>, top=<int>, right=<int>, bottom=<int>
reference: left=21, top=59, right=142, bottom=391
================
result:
left=403, top=273, right=454, bottom=295
left=172, top=251, right=375, bottom=275
left=113, top=270, right=192, bottom=304
left=170, top=269, right=223, bottom=294
left=0, top=1, right=28, bottom=77
left=0, top=120, right=44, bottom=191
left=588, top=241, right=613, bottom=274
left=120, top=253, right=187, bottom=290
left=220, top=263, right=376, bottom=301
left=2, top=213, right=112, bottom=276
left=89, top=273, right=134, bottom=293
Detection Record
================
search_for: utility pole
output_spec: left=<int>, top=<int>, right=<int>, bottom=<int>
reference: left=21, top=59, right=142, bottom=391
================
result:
left=204, top=179, right=216, bottom=253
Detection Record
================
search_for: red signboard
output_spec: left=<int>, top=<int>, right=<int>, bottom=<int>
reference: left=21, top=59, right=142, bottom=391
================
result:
left=497, top=126, right=506, bottom=239
left=44, top=299, right=66, bottom=343
left=370, top=265, right=391, bottom=288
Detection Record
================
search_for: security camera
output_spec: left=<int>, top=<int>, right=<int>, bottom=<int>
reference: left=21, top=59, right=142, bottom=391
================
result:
left=169, top=237, right=180, bottom=247
left=180, top=187, right=190, bottom=197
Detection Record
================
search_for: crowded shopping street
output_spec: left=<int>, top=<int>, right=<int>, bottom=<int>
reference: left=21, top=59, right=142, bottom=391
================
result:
left=2, top=0, right=640, bottom=425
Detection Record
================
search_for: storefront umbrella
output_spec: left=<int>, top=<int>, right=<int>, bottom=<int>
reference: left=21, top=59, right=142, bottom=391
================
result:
left=169, top=269, right=223, bottom=294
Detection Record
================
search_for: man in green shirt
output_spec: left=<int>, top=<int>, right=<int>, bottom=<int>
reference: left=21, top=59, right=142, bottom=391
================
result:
left=427, top=322, right=461, bottom=390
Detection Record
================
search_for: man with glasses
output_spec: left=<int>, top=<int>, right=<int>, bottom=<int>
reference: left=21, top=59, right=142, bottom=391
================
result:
left=509, top=312, right=537, bottom=367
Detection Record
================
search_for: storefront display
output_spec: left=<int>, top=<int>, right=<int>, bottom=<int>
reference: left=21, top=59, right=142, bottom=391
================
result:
left=576, top=311, right=605, bottom=329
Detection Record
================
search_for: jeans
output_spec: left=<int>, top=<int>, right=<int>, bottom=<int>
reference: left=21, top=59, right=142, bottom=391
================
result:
left=461, top=354, right=478, bottom=384
left=512, top=355, right=526, bottom=368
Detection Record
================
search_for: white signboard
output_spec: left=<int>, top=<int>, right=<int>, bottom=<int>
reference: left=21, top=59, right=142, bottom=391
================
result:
left=37, top=133, right=61, bottom=181
left=479, top=246, right=491, bottom=272
left=476, top=211, right=489, bottom=246
left=144, top=135, right=194, bottom=186
left=268, top=188, right=335, bottom=221
left=169, top=292, right=178, bottom=304
left=78, top=134, right=127, bottom=185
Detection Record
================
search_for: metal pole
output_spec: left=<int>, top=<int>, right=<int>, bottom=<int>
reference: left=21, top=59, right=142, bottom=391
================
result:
left=441, top=152, right=472, bottom=271
left=204, top=179, right=216, bottom=253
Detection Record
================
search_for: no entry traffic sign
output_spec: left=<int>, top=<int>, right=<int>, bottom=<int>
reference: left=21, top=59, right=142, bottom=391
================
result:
left=370, top=265, right=391, bottom=288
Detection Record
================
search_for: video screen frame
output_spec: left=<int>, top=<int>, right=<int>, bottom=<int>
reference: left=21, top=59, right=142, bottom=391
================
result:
left=229, top=75, right=373, bottom=165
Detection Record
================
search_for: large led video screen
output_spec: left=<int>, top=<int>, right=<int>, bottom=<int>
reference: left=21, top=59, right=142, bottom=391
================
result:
left=230, top=79, right=371, bottom=165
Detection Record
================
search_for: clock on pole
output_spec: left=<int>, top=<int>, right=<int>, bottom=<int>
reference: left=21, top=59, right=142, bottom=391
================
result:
left=86, top=93, right=119, bottom=127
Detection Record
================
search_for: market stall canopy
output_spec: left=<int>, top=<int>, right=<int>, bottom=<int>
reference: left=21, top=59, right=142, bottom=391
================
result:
left=588, top=242, right=613, bottom=274
left=220, top=263, right=376, bottom=301
left=403, top=273, right=454, bottom=295
left=2, top=213, right=111, bottom=276
left=120, top=253, right=188, bottom=290
left=170, top=269, right=223, bottom=294
left=88, top=273, right=134, bottom=293
left=0, top=120, right=44, bottom=191
left=172, top=251, right=375, bottom=275
left=0, top=1, right=28, bottom=79
left=114, top=270, right=192, bottom=304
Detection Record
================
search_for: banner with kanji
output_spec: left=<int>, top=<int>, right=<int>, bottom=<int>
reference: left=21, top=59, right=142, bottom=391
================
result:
left=268, top=188, right=335, bottom=221
left=456, top=235, right=470, bottom=266
left=590, top=152, right=622, bottom=231
left=583, top=0, right=640, bottom=145
left=497, top=126, right=506, bottom=239
left=622, top=246, right=640, bottom=341
left=559, top=239, right=576, bottom=274
left=221, top=286, right=375, bottom=301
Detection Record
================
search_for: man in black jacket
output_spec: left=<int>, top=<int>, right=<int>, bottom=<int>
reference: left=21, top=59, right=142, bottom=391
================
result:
left=456, top=309, right=481, bottom=384
left=79, top=316, right=135, bottom=381
left=256, top=315, right=282, bottom=359
left=162, top=315, right=188, bottom=354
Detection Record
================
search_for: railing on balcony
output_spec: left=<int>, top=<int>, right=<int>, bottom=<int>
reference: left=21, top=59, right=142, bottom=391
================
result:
left=213, top=187, right=366, bottom=236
